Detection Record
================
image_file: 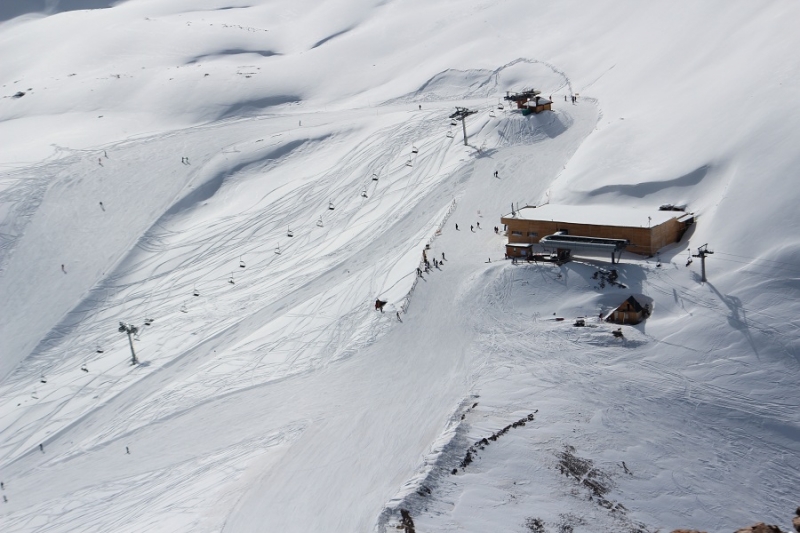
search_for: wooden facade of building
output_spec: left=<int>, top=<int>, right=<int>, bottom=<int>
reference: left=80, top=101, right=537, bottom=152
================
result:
left=607, top=296, right=648, bottom=325
left=523, top=96, right=552, bottom=114
left=500, top=205, right=693, bottom=256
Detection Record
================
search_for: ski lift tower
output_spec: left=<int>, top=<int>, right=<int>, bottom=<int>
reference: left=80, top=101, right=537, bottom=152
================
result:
left=118, top=321, right=139, bottom=365
left=692, top=243, right=714, bottom=282
left=450, top=107, right=478, bottom=146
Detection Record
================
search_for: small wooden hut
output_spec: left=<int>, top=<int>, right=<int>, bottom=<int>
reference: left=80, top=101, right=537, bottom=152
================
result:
left=606, top=296, right=648, bottom=325
left=523, top=96, right=552, bottom=114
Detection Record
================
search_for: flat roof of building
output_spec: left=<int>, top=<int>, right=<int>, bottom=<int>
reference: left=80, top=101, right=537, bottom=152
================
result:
left=502, top=204, right=680, bottom=229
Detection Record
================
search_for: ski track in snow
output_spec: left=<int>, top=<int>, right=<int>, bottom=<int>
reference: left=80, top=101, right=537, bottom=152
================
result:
left=3, top=2, right=800, bottom=532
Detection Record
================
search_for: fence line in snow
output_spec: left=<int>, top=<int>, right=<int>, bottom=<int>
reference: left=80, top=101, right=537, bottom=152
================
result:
left=400, top=198, right=457, bottom=314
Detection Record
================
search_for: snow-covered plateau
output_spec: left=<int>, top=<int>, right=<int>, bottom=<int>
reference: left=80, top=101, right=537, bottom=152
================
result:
left=1, top=1, right=798, bottom=532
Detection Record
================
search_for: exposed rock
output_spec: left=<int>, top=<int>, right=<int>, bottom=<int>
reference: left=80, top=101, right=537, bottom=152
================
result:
left=734, top=523, right=782, bottom=533
left=670, top=530, right=707, bottom=533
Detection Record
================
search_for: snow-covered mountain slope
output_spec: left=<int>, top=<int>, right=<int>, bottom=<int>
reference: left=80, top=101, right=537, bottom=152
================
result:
left=1, top=1, right=798, bottom=532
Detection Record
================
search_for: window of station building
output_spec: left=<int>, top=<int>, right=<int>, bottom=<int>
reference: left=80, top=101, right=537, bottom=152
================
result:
left=527, top=232, right=538, bottom=237
left=511, top=231, right=523, bottom=236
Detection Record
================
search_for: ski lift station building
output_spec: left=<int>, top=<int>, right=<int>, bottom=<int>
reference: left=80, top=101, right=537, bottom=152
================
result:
left=500, top=204, right=694, bottom=258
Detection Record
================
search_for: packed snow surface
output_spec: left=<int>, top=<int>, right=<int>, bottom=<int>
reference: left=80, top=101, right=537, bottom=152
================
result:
left=1, top=1, right=799, bottom=532
left=505, top=204, right=679, bottom=228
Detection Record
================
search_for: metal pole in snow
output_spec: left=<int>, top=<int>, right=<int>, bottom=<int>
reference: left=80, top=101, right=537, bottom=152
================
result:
left=127, top=332, right=137, bottom=365
left=119, top=322, right=139, bottom=365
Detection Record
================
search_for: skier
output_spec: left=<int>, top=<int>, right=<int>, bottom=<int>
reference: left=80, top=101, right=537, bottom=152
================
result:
left=476, top=221, right=480, bottom=229
left=61, top=264, right=66, bottom=274
left=470, top=225, right=474, bottom=232
left=418, top=104, right=422, bottom=110
left=103, top=150, right=108, bottom=158
left=98, top=158, right=103, bottom=166
left=396, top=311, right=402, bottom=322
left=433, top=258, right=437, bottom=268
left=441, top=252, right=445, bottom=261
left=1, top=481, right=4, bottom=490
left=99, top=201, right=105, bottom=211
left=39, top=443, right=44, bottom=452
left=455, top=223, right=459, bottom=230
left=126, top=446, right=130, bottom=454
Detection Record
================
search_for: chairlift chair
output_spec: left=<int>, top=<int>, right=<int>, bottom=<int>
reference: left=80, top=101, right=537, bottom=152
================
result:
left=411, top=145, right=418, bottom=154
left=405, top=160, right=412, bottom=167
left=450, top=120, right=458, bottom=126
left=489, top=111, right=496, bottom=118
left=328, top=201, right=335, bottom=210
left=446, top=130, right=454, bottom=138
left=317, top=216, right=324, bottom=227
left=287, top=226, right=293, bottom=238
left=228, top=273, right=235, bottom=285
left=144, top=318, right=153, bottom=326
left=497, top=103, right=504, bottom=110
left=239, top=255, right=246, bottom=268
left=180, top=303, right=188, bottom=313
left=361, top=189, right=368, bottom=198
left=275, top=245, right=282, bottom=255
left=96, top=346, right=104, bottom=353
left=372, top=173, right=379, bottom=181
left=193, top=288, right=200, bottom=296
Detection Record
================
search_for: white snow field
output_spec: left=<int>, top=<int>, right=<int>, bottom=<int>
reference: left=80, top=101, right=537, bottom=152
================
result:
left=1, top=1, right=799, bottom=532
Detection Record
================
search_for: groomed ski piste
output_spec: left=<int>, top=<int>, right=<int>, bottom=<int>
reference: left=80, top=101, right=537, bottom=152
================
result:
left=1, top=1, right=799, bottom=532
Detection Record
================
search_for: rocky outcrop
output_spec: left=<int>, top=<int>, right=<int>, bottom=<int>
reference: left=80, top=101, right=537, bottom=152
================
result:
left=733, top=524, right=782, bottom=533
